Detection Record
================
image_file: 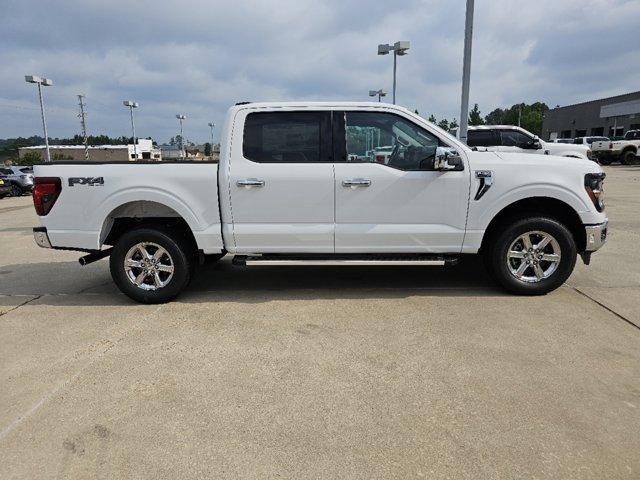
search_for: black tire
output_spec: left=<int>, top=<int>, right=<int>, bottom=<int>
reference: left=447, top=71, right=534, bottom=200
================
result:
left=598, top=157, right=612, bottom=166
left=620, top=150, right=636, bottom=165
left=485, top=217, right=577, bottom=295
left=10, top=183, right=23, bottom=197
left=110, top=227, right=193, bottom=303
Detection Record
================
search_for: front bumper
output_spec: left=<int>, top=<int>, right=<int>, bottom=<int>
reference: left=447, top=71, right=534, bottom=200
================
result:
left=33, top=226, right=52, bottom=249
left=584, top=220, right=608, bottom=252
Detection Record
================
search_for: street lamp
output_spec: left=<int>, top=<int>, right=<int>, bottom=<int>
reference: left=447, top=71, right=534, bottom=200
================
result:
left=176, top=114, right=186, bottom=158
left=377, top=41, right=410, bottom=105
left=369, top=89, right=387, bottom=102
left=25, top=75, right=53, bottom=162
left=458, top=0, right=475, bottom=144
left=123, top=101, right=139, bottom=160
left=208, top=122, right=215, bottom=150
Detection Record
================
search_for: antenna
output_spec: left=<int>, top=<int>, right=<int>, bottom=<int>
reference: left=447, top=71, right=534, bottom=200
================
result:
left=77, top=94, right=89, bottom=161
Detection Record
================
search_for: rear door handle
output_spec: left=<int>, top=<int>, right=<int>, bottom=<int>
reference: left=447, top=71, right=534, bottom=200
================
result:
left=342, top=178, right=371, bottom=187
left=236, top=179, right=265, bottom=187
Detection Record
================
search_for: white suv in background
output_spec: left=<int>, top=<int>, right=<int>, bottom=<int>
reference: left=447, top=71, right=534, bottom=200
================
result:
left=458, top=126, right=593, bottom=161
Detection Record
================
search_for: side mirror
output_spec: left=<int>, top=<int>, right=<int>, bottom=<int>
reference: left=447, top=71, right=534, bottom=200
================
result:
left=531, top=135, right=542, bottom=149
left=434, top=147, right=463, bottom=171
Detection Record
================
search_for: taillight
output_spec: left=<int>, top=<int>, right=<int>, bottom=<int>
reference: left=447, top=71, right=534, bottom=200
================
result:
left=32, top=177, right=61, bottom=216
left=375, top=155, right=385, bottom=163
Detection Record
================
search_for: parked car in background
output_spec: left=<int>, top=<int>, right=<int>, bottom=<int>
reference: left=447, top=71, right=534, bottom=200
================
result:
left=0, top=165, right=34, bottom=196
left=573, top=136, right=610, bottom=146
left=553, top=138, right=574, bottom=144
left=372, top=145, right=394, bottom=164
left=454, top=126, right=593, bottom=161
left=591, top=130, right=640, bottom=165
left=0, top=178, right=11, bottom=199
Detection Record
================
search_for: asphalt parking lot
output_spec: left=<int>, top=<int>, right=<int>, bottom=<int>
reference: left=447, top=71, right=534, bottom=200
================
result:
left=1, top=165, right=639, bottom=479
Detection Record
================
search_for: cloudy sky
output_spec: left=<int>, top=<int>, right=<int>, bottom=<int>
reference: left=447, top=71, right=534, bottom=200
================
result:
left=1, top=0, right=638, bottom=144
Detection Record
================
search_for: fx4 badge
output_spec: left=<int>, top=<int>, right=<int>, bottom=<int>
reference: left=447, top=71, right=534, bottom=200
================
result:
left=68, top=177, right=104, bottom=187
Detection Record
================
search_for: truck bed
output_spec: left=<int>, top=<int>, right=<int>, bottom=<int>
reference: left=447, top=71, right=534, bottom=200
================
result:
left=33, top=162, right=224, bottom=254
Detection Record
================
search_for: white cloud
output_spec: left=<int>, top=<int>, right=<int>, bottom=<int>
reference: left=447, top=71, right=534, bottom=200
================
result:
left=0, top=0, right=638, bottom=141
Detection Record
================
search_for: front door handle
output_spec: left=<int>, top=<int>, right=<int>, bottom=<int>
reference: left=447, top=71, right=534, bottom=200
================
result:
left=236, top=178, right=265, bottom=187
left=342, top=178, right=371, bottom=188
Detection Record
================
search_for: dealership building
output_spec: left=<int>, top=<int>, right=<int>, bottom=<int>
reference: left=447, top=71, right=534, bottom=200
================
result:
left=542, top=91, right=640, bottom=141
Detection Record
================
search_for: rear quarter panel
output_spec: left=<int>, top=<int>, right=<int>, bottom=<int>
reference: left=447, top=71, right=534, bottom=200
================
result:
left=33, top=163, right=223, bottom=253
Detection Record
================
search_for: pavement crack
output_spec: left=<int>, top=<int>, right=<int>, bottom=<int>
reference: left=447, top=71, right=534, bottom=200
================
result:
left=571, top=286, right=640, bottom=331
left=0, top=295, right=42, bottom=317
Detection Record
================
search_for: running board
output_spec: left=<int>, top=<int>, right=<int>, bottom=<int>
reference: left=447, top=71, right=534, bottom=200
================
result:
left=232, top=254, right=459, bottom=267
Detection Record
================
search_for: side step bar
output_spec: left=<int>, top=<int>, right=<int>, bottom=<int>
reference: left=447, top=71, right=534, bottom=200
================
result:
left=232, top=254, right=459, bottom=267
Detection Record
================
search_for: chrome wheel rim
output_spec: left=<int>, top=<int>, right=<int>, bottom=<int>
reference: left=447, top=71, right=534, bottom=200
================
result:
left=124, top=242, right=174, bottom=291
left=506, top=231, right=561, bottom=283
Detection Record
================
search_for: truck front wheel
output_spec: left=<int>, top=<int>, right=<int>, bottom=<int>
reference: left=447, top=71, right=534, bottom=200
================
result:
left=620, top=150, right=636, bottom=165
left=110, top=227, right=193, bottom=303
left=485, top=217, right=577, bottom=295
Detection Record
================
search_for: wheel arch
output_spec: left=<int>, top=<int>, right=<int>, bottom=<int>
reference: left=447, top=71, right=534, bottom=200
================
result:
left=100, top=200, right=198, bottom=252
left=480, top=196, right=585, bottom=253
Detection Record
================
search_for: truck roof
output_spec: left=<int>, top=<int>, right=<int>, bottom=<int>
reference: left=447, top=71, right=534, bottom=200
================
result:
left=228, top=101, right=414, bottom=113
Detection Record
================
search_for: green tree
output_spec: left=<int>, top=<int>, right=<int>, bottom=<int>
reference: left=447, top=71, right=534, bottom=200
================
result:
left=468, top=104, right=484, bottom=125
left=437, top=119, right=450, bottom=131
left=20, top=151, right=42, bottom=166
left=449, top=118, right=459, bottom=130
left=204, top=142, right=212, bottom=156
left=428, top=114, right=437, bottom=124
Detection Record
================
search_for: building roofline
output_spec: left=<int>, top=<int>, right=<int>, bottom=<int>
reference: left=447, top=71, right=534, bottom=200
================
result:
left=550, top=91, right=640, bottom=111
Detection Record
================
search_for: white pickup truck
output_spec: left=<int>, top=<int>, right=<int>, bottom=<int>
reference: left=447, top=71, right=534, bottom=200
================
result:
left=32, top=102, right=608, bottom=303
left=591, top=130, right=640, bottom=165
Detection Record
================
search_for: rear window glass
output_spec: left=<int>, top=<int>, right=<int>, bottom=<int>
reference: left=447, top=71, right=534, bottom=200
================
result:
left=467, top=130, right=496, bottom=147
left=243, top=112, right=328, bottom=163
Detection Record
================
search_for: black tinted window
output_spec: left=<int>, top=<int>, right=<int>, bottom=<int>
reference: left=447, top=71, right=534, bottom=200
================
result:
left=500, top=130, right=532, bottom=147
left=467, top=130, right=496, bottom=147
left=243, top=112, right=329, bottom=163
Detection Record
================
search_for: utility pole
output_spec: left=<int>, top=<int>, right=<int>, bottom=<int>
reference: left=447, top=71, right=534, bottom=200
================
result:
left=518, top=104, right=522, bottom=127
left=77, top=95, right=90, bottom=161
left=208, top=122, right=215, bottom=150
left=458, top=0, right=474, bottom=144
left=377, top=42, right=410, bottom=105
left=176, top=115, right=186, bottom=158
left=123, top=101, right=139, bottom=160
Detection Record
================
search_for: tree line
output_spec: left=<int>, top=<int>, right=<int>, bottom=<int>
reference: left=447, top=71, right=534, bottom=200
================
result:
left=420, top=101, right=549, bottom=136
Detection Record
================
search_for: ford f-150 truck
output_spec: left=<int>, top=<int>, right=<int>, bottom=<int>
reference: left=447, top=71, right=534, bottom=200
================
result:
left=591, top=130, right=640, bottom=165
left=31, top=102, right=608, bottom=303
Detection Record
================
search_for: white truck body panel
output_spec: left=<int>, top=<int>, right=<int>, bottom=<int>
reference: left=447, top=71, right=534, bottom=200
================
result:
left=34, top=102, right=606, bottom=259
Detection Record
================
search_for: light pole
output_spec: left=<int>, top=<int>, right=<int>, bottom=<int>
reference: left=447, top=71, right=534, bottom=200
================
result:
left=123, top=101, right=139, bottom=160
left=369, top=89, right=387, bottom=102
left=458, top=0, right=474, bottom=144
left=176, top=114, right=186, bottom=158
left=377, top=41, right=410, bottom=105
left=25, top=75, right=53, bottom=162
left=208, top=122, right=215, bottom=151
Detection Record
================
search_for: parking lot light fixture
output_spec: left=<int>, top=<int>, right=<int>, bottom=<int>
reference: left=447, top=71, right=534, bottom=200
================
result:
left=123, top=101, right=139, bottom=160
left=176, top=115, right=186, bottom=158
left=25, top=75, right=53, bottom=162
left=377, top=41, right=410, bottom=104
left=369, top=89, right=387, bottom=102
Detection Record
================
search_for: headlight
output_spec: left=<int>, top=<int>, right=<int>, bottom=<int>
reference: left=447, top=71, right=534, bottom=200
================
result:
left=585, top=173, right=605, bottom=212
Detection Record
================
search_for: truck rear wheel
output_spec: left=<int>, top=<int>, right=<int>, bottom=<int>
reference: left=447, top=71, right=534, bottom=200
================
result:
left=110, top=227, right=192, bottom=303
left=485, top=217, right=577, bottom=295
left=620, top=150, right=636, bottom=165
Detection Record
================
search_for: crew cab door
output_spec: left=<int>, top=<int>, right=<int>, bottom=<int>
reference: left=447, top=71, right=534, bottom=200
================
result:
left=333, top=111, right=470, bottom=253
left=228, top=110, right=335, bottom=253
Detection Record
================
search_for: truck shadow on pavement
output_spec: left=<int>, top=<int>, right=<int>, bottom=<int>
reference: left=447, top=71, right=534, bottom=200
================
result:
left=0, top=256, right=506, bottom=307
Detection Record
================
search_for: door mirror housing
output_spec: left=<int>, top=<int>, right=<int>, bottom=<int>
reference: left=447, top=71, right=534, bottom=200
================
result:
left=434, top=147, right=463, bottom=171
left=530, top=135, right=543, bottom=150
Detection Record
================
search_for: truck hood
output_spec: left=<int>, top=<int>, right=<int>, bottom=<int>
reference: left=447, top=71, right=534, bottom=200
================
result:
left=544, top=142, right=590, bottom=156
left=488, top=151, right=601, bottom=173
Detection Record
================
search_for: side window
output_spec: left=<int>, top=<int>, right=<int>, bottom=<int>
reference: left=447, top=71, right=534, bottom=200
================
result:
left=500, top=130, right=532, bottom=147
left=0, top=168, right=12, bottom=175
left=573, top=138, right=583, bottom=144
left=344, top=111, right=445, bottom=171
left=467, top=130, right=496, bottom=147
left=243, top=111, right=329, bottom=163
